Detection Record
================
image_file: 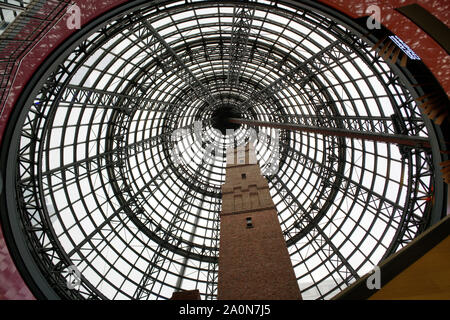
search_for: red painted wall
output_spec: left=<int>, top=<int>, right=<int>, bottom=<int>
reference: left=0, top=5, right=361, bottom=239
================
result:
left=0, top=0, right=447, bottom=299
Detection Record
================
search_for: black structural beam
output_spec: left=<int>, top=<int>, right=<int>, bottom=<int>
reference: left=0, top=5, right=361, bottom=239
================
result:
left=228, top=118, right=432, bottom=148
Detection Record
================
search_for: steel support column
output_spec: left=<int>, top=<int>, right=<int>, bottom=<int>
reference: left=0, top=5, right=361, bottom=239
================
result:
left=228, top=118, right=432, bottom=148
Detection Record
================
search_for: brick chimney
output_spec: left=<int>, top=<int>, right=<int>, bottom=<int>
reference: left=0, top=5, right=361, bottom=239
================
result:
left=218, top=144, right=302, bottom=300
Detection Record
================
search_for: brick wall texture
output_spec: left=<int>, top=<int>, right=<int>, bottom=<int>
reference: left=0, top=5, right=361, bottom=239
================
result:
left=218, top=145, right=302, bottom=300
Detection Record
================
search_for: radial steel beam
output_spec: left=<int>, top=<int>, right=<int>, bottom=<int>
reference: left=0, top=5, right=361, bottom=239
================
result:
left=228, top=118, right=432, bottom=148
left=61, top=84, right=178, bottom=111
left=237, top=39, right=344, bottom=112
left=136, top=13, right=218, bottom=108
left=18, top=121, right=199, bottom=183
left=271, top=174, right=360, bottom=283
left=134, top=152, right=213, bottom=299
left=174, top=160, right=214, bottom=292
left=227, top=4, right=255, bottom=86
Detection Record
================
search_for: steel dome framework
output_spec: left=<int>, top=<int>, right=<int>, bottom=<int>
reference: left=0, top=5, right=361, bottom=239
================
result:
left=0, top=0, right=446, bottom=300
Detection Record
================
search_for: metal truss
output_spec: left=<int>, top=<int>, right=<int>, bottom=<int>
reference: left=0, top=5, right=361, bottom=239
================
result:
left=132, top=158, right=207, bottom=300
left=238, top=39, right=346, bottom=112
left=0, top=0, right=446, bottom=301
left=131, top=12, right=218, bottom=109
left=227, top=2, right=255, bottom=86
left=270, top=173, right=360, bottom=291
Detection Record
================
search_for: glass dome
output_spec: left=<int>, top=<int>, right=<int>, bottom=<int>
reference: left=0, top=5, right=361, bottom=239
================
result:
left=1, top=0, right=444, bottom=300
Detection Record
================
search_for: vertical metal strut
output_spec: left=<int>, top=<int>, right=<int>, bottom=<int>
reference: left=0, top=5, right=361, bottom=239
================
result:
left=227, top=3, right=255, bottom=86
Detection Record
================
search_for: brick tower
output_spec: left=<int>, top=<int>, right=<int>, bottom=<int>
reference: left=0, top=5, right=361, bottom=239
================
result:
left=218, top=144, right=302, bottom=300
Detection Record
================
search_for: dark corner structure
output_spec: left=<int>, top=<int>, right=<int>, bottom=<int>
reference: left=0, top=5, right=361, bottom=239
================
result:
left=0, top=0, right=448, bottom=300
